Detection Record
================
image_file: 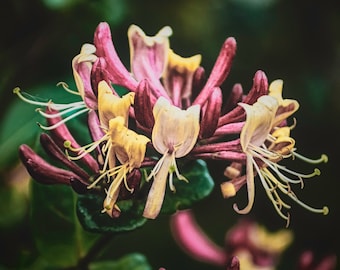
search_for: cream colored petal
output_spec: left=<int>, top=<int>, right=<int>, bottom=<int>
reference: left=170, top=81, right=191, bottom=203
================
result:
left=72, top=44, right=97, bottom=99
left=239, top=95, right=278, bottom=151
left=152, top=97, right=200, bottom=157
left=269, top=79, right=300, bottom=127
left=143, top=154, right=173, bottom=219
left=233, top=154, right=255, bottom=214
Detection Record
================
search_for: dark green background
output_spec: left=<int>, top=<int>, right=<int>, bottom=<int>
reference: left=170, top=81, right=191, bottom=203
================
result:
left=1, top=0, right=339, bottom=269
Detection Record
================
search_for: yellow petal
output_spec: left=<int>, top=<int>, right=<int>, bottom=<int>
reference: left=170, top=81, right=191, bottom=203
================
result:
left=109, top=116, right=150, bottom=168
left=98, top=80, right=135, bottom=129
left=269, top=79, right=300, bottom=127
left=166, top=49, right=201, bottom=73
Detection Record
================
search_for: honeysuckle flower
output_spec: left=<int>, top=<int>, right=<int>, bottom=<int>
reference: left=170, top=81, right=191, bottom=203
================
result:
left=170, top=210, right=292, bottom=269
left=64, top=88, right=150, bottom=217
left=99, top=116, right=150, bottom=217
left=13, top=44, right=98, bottom=130
left=143, top=97, right=200, bottom=219
left=128, top=24, right=172, bottom=98
left=220, top=80, right=328, bottom=226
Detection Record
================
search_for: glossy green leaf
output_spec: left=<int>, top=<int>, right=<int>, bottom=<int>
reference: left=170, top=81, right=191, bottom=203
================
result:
left=77, top=195, right=147, bottom=233
left=31, top=181, right=98, bottom=268
left=89, top=253, right=152, bottom=270
left=160, top=159, right=214, bottom=215
left=77, top=160, right=213, bottom=233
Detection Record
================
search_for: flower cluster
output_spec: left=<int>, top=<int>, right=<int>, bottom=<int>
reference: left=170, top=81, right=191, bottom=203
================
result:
left=16, top=22, right=328, bottom=224
left=170, top=210, right=336, bottom=270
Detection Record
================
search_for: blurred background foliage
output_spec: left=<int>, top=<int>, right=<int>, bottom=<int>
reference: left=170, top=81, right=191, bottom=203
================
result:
left=0, top=0, right=339, bottom=269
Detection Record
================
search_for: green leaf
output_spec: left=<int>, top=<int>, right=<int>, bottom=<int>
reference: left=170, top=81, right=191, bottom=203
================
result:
left=89, top=253, right=152, bottom=270
left=160, top=159, right=215, bottom=215
left=77, top=160, right=213, bottom=233
left=77, top=195, right=147, bottom=234
left=31, top=181, right=98, bottom=268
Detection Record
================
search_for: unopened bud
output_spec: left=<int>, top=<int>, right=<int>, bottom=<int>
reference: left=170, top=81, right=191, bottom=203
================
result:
left=199, top=87, right=222, bottom=138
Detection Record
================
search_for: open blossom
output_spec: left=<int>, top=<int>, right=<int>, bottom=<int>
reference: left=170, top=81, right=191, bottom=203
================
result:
left=143, top=97, right=200, bottom=219
left=220, top=80, right=328, bottom=226
left=16, top=22, right=328, bottom=223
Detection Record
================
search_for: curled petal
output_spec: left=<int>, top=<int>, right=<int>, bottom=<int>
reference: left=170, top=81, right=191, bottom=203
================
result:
left=233, top=153, right=256, bottom=214
left=72, top=43, right=98, bottom=109
left=269, top=79, right=300, bottom=127
left=143, top=154, right=173, bottom=219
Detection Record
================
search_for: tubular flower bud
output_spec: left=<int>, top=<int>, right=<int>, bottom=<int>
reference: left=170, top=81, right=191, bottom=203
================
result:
left=94, top=22, right=138, bottom=91
left=134, top=79, right=155, bottom=130
left=193, top=37, right=237, bottom=106
left=19, top=144, right=81, bottom=186
left=143, top=97, right=200, bottom=219
left=199, top=87, right=223, bottom=139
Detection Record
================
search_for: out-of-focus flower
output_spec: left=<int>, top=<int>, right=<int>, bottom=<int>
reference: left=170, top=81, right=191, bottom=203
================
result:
left=170, top=209, right=292, bottom=269
left=297, top=250, right=337, bottom=270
